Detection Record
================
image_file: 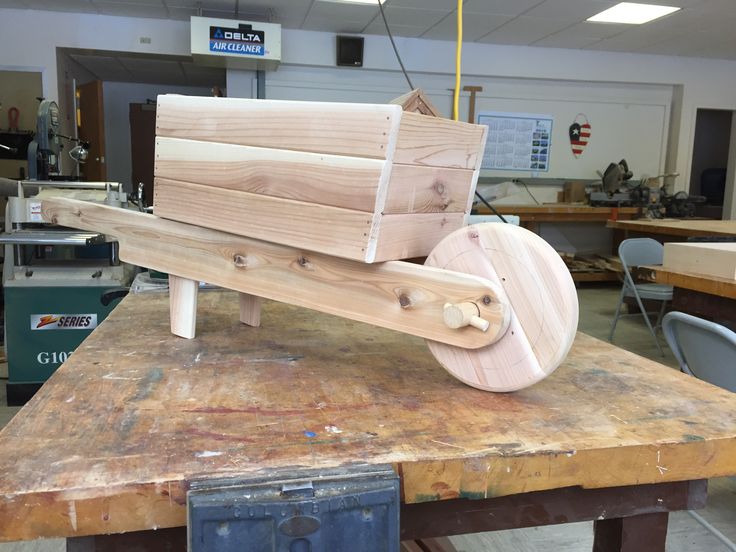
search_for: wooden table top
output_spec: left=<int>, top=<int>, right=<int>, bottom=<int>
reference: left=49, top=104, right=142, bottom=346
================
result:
left=2, top=290, right=736, bottom=541
left=642, top=265, right=736, bottom=299
left=607, top=218, right=736, bottom=237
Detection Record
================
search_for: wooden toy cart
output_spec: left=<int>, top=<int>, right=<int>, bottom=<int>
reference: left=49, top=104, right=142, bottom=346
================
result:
left=42, top=94, right=578, bottom=392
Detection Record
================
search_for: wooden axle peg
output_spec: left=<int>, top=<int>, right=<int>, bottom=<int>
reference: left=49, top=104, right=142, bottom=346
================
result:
left=443, top=302, right=490, bottom=332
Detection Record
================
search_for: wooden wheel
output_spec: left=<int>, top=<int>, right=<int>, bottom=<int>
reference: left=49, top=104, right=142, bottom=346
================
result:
left=425, top=223, right=578, bottom=392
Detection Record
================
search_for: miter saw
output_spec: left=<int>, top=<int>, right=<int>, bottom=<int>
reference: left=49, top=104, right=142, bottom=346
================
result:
left=590, top=158, right=704, bottom=218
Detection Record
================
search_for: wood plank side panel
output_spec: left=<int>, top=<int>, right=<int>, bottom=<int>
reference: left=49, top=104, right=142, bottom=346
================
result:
left=155, top=94, right=400, bottom=159
left=383, top=164, right=476, bottom=214
left=394, top=112, right=486, bottom=169
left=466, top=124, right=489, bottom=214
left=153, top=178, right=375, bottom=262
left=154, top=137, right=384, bottom=212
left=373, top=213, right=466, bottom=262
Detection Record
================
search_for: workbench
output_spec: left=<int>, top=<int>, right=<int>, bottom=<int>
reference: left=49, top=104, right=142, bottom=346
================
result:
left=607, top=218, right=736, bottom=240
left=476, top=204, right=640, bottom=282
left=489, top=204, right=640, bottom=228
left=641, top=265, right=736, bottom=324
left=2, top=291, right=736, bottom=551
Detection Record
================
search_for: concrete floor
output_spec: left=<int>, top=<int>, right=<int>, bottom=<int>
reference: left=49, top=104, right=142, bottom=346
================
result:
left=0, top=284, right=734, bottom=551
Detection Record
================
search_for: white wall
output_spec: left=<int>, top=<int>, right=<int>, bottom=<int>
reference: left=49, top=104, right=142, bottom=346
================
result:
left=260, top=65, right=672, bottom=182
left=103, top=82, right=211, bottom=191
left=4, top=7, right=736, bottom=214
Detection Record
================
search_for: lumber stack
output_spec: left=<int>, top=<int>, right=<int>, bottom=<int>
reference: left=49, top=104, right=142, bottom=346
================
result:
left=152, top=95, right=488, bottom=263
left=663, top=242, right=736, bottom=280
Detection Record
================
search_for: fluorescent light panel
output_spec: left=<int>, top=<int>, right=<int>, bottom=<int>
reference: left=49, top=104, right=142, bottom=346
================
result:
left=587, top=2, right=681, bottom=24
left=319, top=0, right=378, bottom=4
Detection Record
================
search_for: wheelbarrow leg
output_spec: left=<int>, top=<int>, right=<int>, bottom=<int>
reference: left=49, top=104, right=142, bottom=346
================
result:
left=239, top=293, right=262, bottom=327
left=169, top=275, right=198, bottom=339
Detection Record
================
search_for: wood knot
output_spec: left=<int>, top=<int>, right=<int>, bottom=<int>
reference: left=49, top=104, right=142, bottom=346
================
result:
left=433, top=181, right=446, bottom=195
left=398, top=293, right=412, bottom=308
left=233, top=254, right=248, bottom=268
left=296, top=256, right=314, bottom=271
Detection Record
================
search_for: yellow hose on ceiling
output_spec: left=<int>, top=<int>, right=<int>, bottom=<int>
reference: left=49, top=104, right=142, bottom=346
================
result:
left=453, top=0, right=463, bottom=121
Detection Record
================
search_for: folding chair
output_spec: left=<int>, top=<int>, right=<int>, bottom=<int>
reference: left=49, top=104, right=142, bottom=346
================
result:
left=609, top=238, right=673, bottom=355
left=663, top=311, right=736, bottom=392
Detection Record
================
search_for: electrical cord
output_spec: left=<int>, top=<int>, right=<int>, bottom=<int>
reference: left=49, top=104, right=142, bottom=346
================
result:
left=474, top=191, right=508, bottom=223
left=514, top=178, right=540, bottom=205
left=378, top=0, right=414, bottom=90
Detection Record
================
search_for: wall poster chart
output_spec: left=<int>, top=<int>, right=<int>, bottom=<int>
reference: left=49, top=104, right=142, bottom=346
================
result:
left=477, top=111, right=554, bottom=172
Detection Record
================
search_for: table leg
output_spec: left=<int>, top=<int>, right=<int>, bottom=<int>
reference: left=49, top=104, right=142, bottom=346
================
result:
left=169, top=275, right=198, bottom=339
left=593, top=512, right=669, bottom=552
left=239, top=293, right=262, bottom=327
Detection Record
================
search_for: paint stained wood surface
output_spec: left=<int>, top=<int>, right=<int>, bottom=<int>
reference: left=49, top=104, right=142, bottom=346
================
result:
left=2, top=291, right=736, bottom=541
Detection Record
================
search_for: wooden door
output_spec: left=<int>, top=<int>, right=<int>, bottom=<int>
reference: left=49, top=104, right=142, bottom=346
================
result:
left=129, top=103, right=157, bottom=205
left=77, top=80, right=106, bottom=181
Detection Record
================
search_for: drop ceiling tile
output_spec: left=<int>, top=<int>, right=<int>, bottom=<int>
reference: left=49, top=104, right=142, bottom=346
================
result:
left=361, top=21, right=428, bottom=38
left=276, top=16, right=307, bottom=29
left=525, top=0, right=616, bottom=19
left=374, top=5, right=449, bottom=27
left=167, top=0, right=234, bottom=10
left=301, top=18, right=370, bottom=34
left=547, top=21, right=630, bottom=41
left=422, top=12, right=513, bottom=41
left=93, top=1, right=168, bottom=17
left=476, top=16, right=576, bottom=45
left=533, top=33, right=604, bottom=49
left=70, top=53, right=132, bottom=80
left=118, top=56, right=183, bottom=75
left=690, top=43, right=736, bottom=60
left=92, top=0, right=165, bottom=6
left=70, top=53, right=121, bottom=74
left=166, top=5, right=197, bottom=19
left=462, top=0, right=544, bottom=17
left=0, top=0, right=31, bottom=7
left=304, top=1, right=378, bottom=25
left=674, top=0, right=736, bottom=10
left=639, top=30, right=727, bottom=55
left=584, top=29, right=669, bottom=52
left=383, top=0, right=451, bottom=8
left=20, top=0, right=97, bottom=12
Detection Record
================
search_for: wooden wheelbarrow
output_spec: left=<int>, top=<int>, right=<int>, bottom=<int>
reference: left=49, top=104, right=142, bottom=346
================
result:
left=42, top=94, right=578, bottom=392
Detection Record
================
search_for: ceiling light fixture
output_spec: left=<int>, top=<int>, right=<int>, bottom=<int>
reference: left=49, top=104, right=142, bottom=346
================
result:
left=587, top=2, right=681, bottom=24
left=319, top=0, right=378, bottom=4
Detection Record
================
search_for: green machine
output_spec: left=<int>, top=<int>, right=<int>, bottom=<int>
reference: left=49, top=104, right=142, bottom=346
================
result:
left=1, top=181, right=133, bottom=405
